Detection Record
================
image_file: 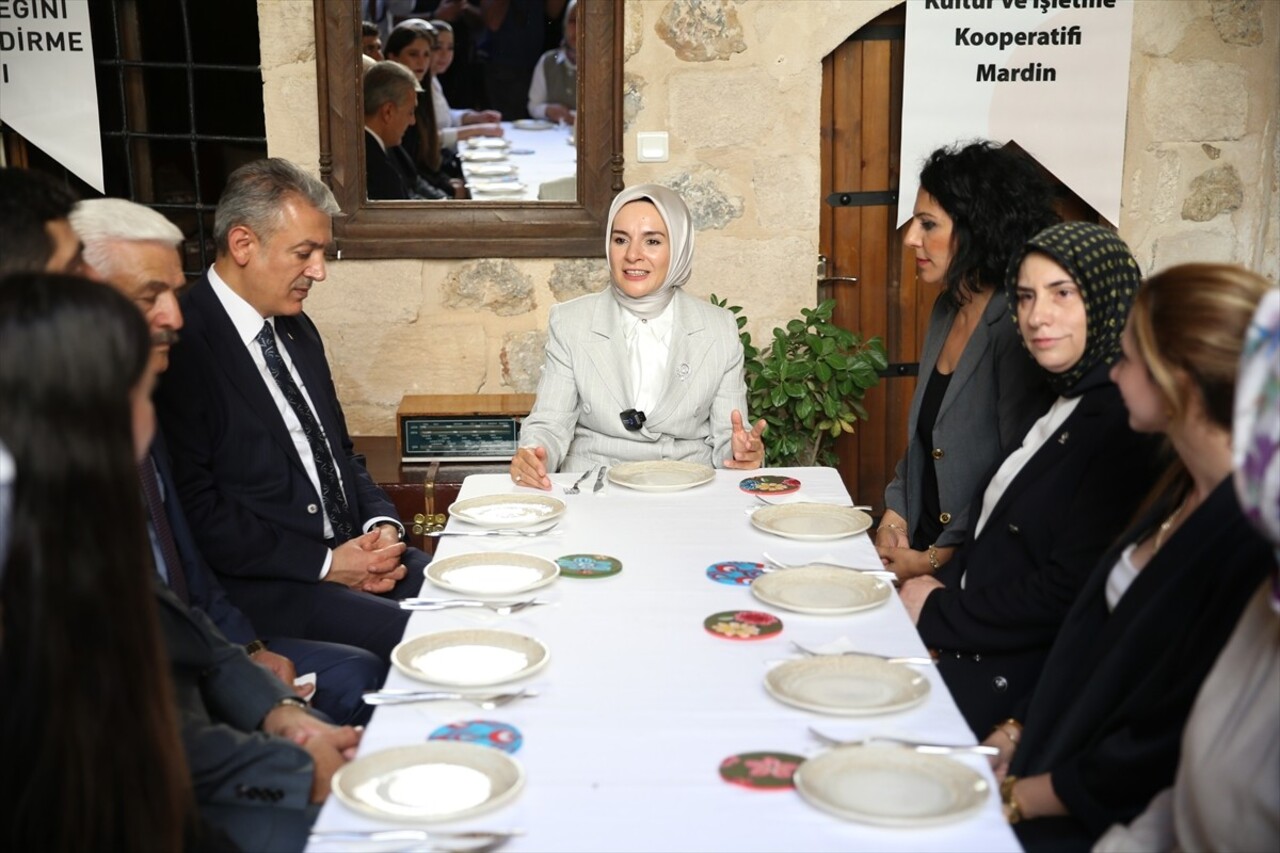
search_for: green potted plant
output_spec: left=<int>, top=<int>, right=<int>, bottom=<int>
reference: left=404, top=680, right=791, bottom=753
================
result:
left=711, top=296, right=887, bottom=467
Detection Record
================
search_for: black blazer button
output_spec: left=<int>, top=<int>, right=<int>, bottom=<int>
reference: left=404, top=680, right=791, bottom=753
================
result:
left=972, top=653, right=981, bottom=662
left=932, top=448, right=945, bottom=460
left=1008, top=524, right=1020, bottom=535
left=940, top=512, right=952, bottom=524
left=992, top=676, right=1008, bottom=692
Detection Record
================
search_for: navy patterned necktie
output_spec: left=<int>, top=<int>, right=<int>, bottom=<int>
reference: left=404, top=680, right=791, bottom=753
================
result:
left=138, top=456, right=189, bottom=604
left=254, top=321, right=355, bottom=541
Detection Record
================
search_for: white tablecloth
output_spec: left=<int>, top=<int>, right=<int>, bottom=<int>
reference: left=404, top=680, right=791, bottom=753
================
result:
left=460, top=122, right=576, bottom=201
left=308, top=468, right=1021, bottom=852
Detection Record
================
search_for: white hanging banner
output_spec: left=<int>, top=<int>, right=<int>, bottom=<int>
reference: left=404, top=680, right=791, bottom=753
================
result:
left=0, top=0, right=104, bottom=192
left=898, top=0, right=1134, bottom=227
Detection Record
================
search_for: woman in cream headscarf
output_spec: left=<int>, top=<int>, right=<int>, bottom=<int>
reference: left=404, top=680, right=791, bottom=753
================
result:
left=511, top=184, right=766, bottom=488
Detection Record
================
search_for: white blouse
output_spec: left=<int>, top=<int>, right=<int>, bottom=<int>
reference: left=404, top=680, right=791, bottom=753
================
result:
left=621, top=302, right=674, bottom=416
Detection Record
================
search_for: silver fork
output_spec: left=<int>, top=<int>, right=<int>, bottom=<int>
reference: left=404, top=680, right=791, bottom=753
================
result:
left=761, top=552, right=895, bottom=579
left=808, top=726, right=998, bottom=756
left=790, top=640, right=934, bottom=665
left=761, top=551, right=888, bottom=574
left=308, top=828, right=524, bottom=849
left=400, top=598, right=550, bottom=615
left=362, top=687, right=539, bottom=708
left=563, top=466, right=596, bottom=495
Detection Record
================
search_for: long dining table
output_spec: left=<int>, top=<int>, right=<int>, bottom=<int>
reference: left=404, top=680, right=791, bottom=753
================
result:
left=306, top=467, right=1021, bottom=852
left=458, top=121, right=577, bottom=202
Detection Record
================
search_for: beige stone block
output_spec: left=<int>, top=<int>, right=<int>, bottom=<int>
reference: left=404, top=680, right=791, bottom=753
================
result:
left=1182, top=164, right=1244, bottom=221
left=752, top=156, right=820, bottom=231
left=669, top=69, right=784, bottom=149
left=624, top=0, right=647, bottom=60
left=549, top=258, right=608, bottom=303
left=1132, top=0, right=1202, bottom=57
left=1152, top=228, right=1237, bottom=271
left=1210, top=0, right=1265, bottom=46
left=306, top=259, right=426, bottom=326
left=659, top=169, right=745, bottom=230
left=1142, top=59, right=1248, bottom=142
left=655, top=0, right=747, bottom=63
left=692, top=235, right=817, bottom=335
left=442, top=260, right=537, bottom=317
left=263, top=62, right=321, bottom=168
left=256, top=0, right=316, bottom=71
left=501, top=330, right=550, bottom=393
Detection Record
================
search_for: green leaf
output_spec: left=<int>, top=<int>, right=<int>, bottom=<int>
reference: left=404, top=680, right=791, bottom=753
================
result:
left=770, top=386, right=788, bottom=408
left=815, top=361, right=833, bottom=383
left=796, top=397, right=813, bottom=419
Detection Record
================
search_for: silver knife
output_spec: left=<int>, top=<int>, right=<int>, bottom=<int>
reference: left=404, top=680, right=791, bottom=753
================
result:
left=593, top=466, right=608, bottom=493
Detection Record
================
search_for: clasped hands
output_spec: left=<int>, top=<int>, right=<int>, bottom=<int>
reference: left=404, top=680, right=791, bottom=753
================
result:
left=329, top=523, right=406, bottom=594
left=262, top=702, right=361, bottom=804
left=508, top=409, right=767, bottom=490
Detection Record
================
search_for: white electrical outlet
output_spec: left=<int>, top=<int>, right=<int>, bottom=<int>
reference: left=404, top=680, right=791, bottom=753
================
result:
left=636, top=131, right=669, bottom=163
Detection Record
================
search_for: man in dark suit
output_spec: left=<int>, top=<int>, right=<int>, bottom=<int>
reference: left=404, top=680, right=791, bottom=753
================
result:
left=71, top=197, right=383, bottom=724
left=155, top=158, right=428, bottom=662
left=0, top=166, right=86, bottom=276
left=363, top=59, right=448, bottom=200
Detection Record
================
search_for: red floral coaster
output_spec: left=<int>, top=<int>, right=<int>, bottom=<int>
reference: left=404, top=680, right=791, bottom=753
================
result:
left=704, top=610, right=783, bottom=641
left=719, top=751, right=805, bottom=790
left=738, top=475, right=802, bottom=495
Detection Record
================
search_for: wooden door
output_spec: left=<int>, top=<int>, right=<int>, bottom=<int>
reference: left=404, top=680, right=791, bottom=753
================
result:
left=819, top=5, right=923, bottom=512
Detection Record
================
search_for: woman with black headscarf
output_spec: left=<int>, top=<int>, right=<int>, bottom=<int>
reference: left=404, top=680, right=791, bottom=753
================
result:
left=898, top=222, right=1164, bottom=738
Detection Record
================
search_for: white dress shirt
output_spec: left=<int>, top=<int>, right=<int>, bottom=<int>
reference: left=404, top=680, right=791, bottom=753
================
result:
left=208, top=267, right=347, bottom=577
left=621, top=300, right=674, bottom=416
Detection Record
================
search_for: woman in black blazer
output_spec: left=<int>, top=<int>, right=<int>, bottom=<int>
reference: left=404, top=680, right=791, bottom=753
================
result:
left=900, top=222, right=1163, bottom=738
left=981, top=263, right=1277, bottom=852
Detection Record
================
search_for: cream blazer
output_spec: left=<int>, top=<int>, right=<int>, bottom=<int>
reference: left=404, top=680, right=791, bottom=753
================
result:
left=519, top=289, right=749, bottom=472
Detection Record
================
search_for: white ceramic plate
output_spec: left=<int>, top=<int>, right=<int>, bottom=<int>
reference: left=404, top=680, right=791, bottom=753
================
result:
left=426, top=552, right=559, bottom=596
left=466, top=163, right=518, bottom=177
left=465, top=137, right=511, bottom=149
left=512, top=118, right=555, bottom=130
left=607, top=460, right=715, bottom=492
left=449, top=494, right=565, bottom=529
left=332, top=742, right=525, bottom=823
left=392, top=628, right=549, bottom=687
left=459, top=149, right=509, bottom=162
left=751, top=566, right=891, bottom=614
left=794, top=746, right=989, bottom=827
left=470, top=183, right=528, bottom=197
left=764, top=655, right=930, bottom=715
left=750, top=503, right=873, bottom=540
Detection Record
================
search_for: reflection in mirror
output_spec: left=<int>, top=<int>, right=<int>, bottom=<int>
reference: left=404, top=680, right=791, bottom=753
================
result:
left=317, top=0, right=622, bottom=259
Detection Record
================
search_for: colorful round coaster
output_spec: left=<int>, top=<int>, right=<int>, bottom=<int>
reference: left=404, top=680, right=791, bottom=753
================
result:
left=704, top=610, right=783, bottom=641
left=428, top=719, right=523, bottom=754
left=556, top=553, right=622, bottom=579
left=719, top=751, right=805, bottom=790
left=706, top=560, right=767, bottom=586
left=738, top=475, right=801, bottom=495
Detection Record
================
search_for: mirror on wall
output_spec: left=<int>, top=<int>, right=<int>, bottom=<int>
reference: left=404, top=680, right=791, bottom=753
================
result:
left=315, top=0, right=624, bottom=259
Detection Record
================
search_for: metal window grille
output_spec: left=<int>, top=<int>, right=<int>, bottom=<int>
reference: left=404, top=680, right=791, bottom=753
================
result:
left=3, top=0, right=266, bottom=275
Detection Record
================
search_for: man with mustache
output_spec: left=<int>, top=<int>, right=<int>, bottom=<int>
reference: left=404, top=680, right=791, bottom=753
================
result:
left=154, top=158, right=428, bottom=662
left=71, top=198, right=383, bottom=725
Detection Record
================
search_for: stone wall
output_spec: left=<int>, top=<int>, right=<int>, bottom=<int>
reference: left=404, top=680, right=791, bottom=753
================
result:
left=258, top=0, right=1279, bottom=435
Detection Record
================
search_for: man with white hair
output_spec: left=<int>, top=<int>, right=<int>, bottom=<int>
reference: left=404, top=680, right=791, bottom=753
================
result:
left=72, top=198, right=382, bottom=727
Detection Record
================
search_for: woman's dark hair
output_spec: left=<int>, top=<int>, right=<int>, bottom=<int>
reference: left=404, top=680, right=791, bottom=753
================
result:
left=0, top=274, right=194, bottom=852
left=919, top=140, right=1059, bottom=303
left=385, top=26, right=445, bottom=174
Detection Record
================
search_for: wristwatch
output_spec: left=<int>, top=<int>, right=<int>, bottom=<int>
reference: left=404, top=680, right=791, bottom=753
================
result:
left=244, top=639, right=267, bottom=657
left=273, top=696, right=309, bottom=712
